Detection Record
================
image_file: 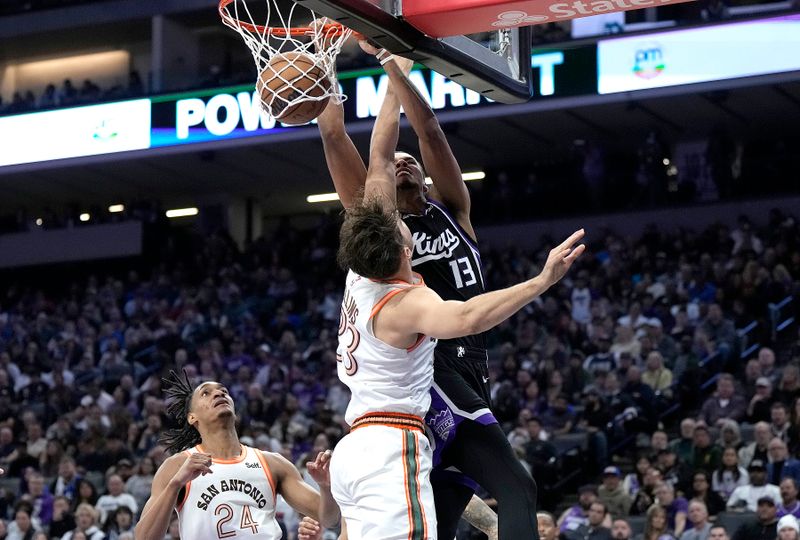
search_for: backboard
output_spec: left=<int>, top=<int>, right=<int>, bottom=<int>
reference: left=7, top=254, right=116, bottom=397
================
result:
left=293, top=0, right=534, bottom=103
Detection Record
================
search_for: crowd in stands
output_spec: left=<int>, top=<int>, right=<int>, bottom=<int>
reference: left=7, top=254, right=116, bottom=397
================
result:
left=0, top=201, right=797, bottom=540
left=0, top=73, right=144, bottom=116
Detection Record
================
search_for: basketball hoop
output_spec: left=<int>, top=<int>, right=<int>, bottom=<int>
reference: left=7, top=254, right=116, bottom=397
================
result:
left=219, top=0, right=353, bottom=124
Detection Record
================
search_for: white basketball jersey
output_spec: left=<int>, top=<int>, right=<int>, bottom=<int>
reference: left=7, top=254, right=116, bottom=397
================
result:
left=337, top=270, right=438, bottom=425
left=176, top=445, right=282, bottom=540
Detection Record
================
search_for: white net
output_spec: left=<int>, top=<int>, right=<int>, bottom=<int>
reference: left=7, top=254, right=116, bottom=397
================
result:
left=219, top=0, right=352, bottom=123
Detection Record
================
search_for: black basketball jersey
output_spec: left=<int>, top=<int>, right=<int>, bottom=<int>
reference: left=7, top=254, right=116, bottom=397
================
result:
left=402, top=199, right=487, bottom=350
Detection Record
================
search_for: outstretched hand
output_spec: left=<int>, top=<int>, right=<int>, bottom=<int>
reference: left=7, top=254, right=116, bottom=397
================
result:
left=539, top=229, right=586, bottom=288
left=306, top=449, right=333, bottom=488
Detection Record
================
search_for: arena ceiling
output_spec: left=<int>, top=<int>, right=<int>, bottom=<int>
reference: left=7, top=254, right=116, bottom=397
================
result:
left=2, top=77, right=800, bottom=216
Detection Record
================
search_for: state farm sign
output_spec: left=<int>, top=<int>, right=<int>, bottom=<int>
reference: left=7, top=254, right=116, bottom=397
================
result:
left=403, top=0, right=695, bottom=37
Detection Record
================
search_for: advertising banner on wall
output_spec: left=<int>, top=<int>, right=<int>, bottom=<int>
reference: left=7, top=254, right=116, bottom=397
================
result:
left=597, top=14, right=800, bottom=94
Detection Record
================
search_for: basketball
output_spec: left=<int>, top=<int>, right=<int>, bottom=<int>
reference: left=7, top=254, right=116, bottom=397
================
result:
left=257, top=51, right=331, bottom=125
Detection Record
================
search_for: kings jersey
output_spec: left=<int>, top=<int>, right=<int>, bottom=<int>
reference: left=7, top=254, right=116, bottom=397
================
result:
left=402, top=199, right=487, bottom=350
left=176, top=445, right=281, bottom=540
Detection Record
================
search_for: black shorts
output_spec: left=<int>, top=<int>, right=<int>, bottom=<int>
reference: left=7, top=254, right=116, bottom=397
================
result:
left=425, top=344, right=498, bottom=475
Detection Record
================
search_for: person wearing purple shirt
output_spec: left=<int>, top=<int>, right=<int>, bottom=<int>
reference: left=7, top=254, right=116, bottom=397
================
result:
left=655, top=482, right=689, bottom=538
left=778, top=478, right=800, bottom=519
left=224, top=337, right=256, bottom=374
left=24, top=471, right=54, bottom=526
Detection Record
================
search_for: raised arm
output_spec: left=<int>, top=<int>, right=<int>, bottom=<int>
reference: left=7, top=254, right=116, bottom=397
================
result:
left=316, top=40, right=410, bottom=209
left=267, top=451, right=340, bottom=529
left=379, top=230, right=585, bottom=342
left=382, top=55, right=473, bottom=239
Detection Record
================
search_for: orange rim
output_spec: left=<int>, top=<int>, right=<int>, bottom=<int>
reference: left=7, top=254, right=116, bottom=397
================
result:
left=219, top=0, right=351, bottom=37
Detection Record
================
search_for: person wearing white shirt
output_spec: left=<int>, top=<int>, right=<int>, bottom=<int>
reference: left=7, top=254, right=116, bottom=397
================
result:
left=94, top=475, right=138, bottom=525
left=679, top=500, right=712, bottom=540
left=726, top=460, right=781, bottom=512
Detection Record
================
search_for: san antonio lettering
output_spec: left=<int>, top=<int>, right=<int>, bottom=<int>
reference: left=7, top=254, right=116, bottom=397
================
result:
left=197, top=479, right=268, bottom=510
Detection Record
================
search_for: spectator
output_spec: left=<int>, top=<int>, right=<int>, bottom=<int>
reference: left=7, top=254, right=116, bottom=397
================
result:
left=757, top=348, right=780, bottom=385
left=94, top=475, right=137, bottom=525
left=611, top=519, right=633, bottom=540
left=71, top=480, right=98, bottom=512
left=540, top=393, right=576, bottom=436
left=48, top=496, right=75, bottom=539
left=623, top=454, right=652, bottom=498
left=716, top=422, right=740, bottom=451
left=7, top=503, right=39, bottom=540
left=598, top=466, right=632, bottom=518
left=21, top=472, right=53, bottom=526
left=700, top=374, right=746, bottom=426
left=654, top=482, right=688, bottom=538
left=690, top=470, right=726, bottom=518
left=778, top=515, right=800, bottom=540
left=38, top=84, right=57, bottom=108
left=671, top=419, right=697, bottom=465
left=523, top=417, right=558, bottom=497
left=537, top=511, right=558, bottom=540
left=124, top=456, right=154, bottom=512
left=731, top=495, right=779, bottom=540
left=747, top=377, right=775, bottom=424
left=642, top=352, right=673, bottom=396
left=712, top=447, right=749, bottom=500
left=789, top=398, right=800, bottom=456
left=678, top=500, right=712, bottom=540
left=730, top=216, right=762, bottom=255
left=768, top=438, right=800, bottom=487
left=691, top=425, right=722, bottom=472
left=776, top=369, right=800, bottom=409
left=739, top=422, right=772, bottom=468
left=631, top=468, right=664, bottom=516
left=103, top=506, right=134, bottom=540
left=63, top=503, right=104, bottom=540
left=658, top=448, right=693, bottom=495
left=707, top=526, right=728, bottom=540
left=727, top=460, right=781, bottom=512
left=638, top=504, right=676, bottom=540
left=700, top=305, right=736, bottom=360
left=779, top=478, right=800, bottom=520
left=585, top=336, right=616, bottom=376
left=59, top=79, right=77, bottom=105
left=565, top=501, right=612, bottom=540
left=559, top=484, right=599, bottom=533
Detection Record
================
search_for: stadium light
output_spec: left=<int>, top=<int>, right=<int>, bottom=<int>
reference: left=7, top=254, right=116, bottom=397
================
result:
left=306, top=193, right=340, bottom=204
left=108, top=204, right=125, bottom=213
left=424, top=171, right=486, bottom=184
left=166, top=207, right=199, bottom=218
left=79, top=213, right=90, bottom=222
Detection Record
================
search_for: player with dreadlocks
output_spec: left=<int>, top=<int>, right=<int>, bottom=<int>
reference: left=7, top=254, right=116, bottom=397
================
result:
left=135, top=370, right=340, bottom=540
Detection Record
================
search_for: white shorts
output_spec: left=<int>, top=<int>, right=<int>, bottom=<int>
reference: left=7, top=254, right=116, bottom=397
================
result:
left=330, top=425, right=437, bottom=540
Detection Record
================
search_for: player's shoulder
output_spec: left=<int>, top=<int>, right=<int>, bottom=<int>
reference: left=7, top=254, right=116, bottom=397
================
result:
left=157, top=450, right=191, bottom=474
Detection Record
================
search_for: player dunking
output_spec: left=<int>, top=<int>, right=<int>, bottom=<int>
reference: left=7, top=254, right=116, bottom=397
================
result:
left=326, top=45, right=584, bottom=539
left=134, top=371, right=340, bottom=540
left=317, top=41, right=550, bottom=539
